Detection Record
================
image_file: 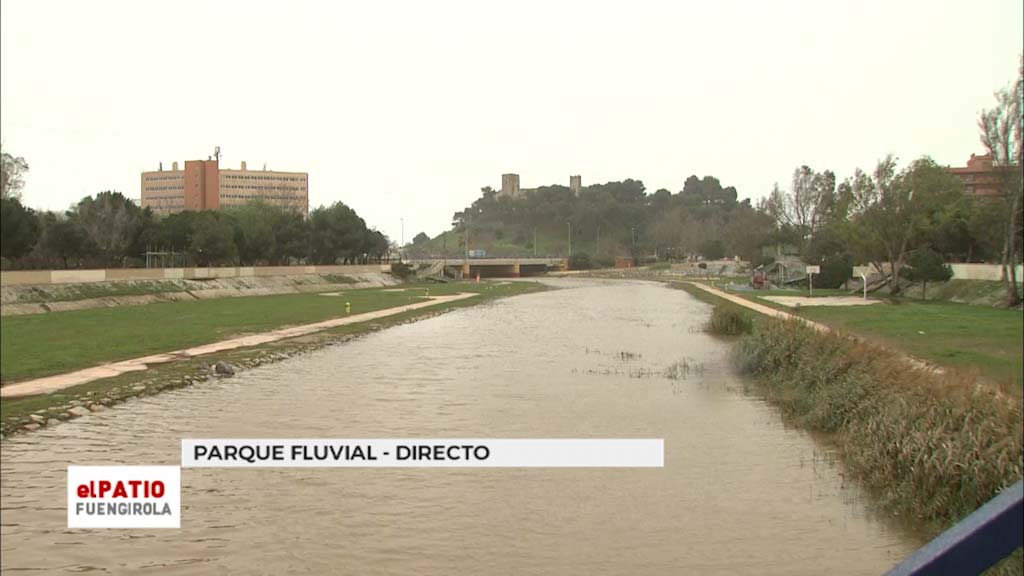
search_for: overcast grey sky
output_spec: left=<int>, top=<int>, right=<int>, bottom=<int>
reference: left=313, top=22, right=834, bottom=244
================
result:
left=2, top=0, right=1022, bottom=241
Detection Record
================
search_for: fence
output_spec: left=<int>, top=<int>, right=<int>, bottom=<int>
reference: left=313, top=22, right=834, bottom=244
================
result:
left=852, top=263, right=1023, bottom=282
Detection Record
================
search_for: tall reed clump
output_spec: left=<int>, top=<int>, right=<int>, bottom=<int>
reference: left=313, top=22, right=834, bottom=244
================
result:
left=705, top=304, right=754, bottom=336
left=734, top=319, right=1023, bottom=531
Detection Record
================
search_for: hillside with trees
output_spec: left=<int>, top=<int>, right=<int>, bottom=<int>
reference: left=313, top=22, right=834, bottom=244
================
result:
left=407, top=176, right=775, bottom=267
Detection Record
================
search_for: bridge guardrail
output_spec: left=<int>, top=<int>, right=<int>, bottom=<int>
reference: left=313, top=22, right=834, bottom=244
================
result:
left=882, top=480, right=1022, bottom=576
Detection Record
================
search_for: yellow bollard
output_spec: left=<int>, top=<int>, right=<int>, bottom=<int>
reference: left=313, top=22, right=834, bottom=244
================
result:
left=345, top=302, right=351, bottom=315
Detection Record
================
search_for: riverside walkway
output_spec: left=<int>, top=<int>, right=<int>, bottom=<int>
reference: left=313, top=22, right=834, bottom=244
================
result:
left=0, top=293, right=478, bottom=398
left=682, top=281, right=830, bottom=332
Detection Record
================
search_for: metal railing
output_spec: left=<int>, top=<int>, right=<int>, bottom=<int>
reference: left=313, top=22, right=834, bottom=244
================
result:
left=883, top=480, right=1023, bottom=576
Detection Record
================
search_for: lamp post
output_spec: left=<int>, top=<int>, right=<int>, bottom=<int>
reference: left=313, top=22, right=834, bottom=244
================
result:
left=400, top=218, right=404, bottom=262
left=567, top=221, right=572, bottom=259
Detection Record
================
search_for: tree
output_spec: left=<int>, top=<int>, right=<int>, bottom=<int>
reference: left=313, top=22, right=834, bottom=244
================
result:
left=364, top=229, right=390, bottom=263
left=847, top=156, right=961, bottom=294
left=699, top=238, right=726, bottom=260
left=309, top=201, right=369, bottom=264
left=0, top=197, right=39, bottom=260
left=0, top=146, right=29, bottom=200
left=38, top=213, right=89, bottom=268
left=73, top=191, right=148, bottom=266
left=903, top=248, right=953, bottom=299
left=412, top=232, right=430, bottom=244
left=978, top=58, right=1023, bottom=306
left=817, top=253, right=854, bottom=289
left=188, top=211, right=236, bottom=266
left=227, top=201, right=277, bottom=265
left=270, top=210, right=310, bottom=265
left=766, top=166, right=836, bottom=257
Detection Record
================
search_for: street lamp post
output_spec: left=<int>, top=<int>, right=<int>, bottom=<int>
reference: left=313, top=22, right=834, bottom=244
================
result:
left=567, top=221, right=572, bottom=259
left=400, top=218, right=404, bottom=262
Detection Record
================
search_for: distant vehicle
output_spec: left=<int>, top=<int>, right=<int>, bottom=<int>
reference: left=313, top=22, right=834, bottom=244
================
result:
left=468, top=249, right=487, bottom=258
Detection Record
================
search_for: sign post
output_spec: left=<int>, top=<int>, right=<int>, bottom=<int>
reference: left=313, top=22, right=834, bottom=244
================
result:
left=806, top=265, right=820, bottom=296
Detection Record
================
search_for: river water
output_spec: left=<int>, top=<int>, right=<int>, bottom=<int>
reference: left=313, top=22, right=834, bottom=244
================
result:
left=1, top=279, right=921, bottom=574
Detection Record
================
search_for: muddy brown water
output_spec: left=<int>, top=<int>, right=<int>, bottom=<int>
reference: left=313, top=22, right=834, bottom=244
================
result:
left=0, top=279, right=922, bottom=574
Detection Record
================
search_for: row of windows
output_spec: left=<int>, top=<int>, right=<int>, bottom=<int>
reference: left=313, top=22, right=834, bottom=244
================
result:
left=144, top=175, right=183, bottom=182
left=144, top=186, right=185, bottom=192
left=222, top=191, right=305, bottom=198
left=222, top=174, right=306, bottom=182
left=144, top=195, right=185, bottom=202
left=221, top=184, right=307, bottom=192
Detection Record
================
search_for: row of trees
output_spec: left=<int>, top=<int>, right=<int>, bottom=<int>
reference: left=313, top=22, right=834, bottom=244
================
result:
left=1, top=192, right=391, bottom=269
left=765, top=59, right=1022, bottom=304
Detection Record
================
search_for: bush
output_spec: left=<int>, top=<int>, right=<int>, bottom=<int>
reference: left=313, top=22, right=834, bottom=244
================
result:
left=904, top=248, right=953, bottom=299
left=705, top=304, right=754, bottom=335
left=568, top=252, right=593, bottom=270
left=390, top=262, right=414, bottom=279
left=817, top=253, right=854, bottom=288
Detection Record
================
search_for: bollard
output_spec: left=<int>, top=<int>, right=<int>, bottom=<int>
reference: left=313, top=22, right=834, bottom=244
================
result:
left=345, top=302, right=351, bottom=315
left=425, top=288, right=430, bottom=297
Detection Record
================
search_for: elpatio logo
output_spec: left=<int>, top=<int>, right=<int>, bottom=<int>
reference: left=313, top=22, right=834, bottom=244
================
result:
left=67, top=466, right=180, bottom=528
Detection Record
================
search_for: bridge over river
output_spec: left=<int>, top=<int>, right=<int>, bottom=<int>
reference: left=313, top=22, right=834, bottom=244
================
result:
left=407, top=257, right=566, bottom=278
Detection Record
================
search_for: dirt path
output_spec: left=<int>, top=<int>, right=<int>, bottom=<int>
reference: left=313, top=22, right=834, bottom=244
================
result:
left=0, top=293, right=478, bottom=398
left=683, top=282, right=830, bottom=332
left=683, top=281, right=948, bottom=374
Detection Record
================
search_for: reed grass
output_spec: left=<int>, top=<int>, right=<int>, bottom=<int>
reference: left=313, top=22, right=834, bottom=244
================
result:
left=734, top=319, right=1023, bottom=539
left=705, top=304, right=754, bottom=336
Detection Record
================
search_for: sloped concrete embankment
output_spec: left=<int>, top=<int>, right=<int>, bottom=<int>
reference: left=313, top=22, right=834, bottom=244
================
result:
left=0, top=272, right=399, bottom=316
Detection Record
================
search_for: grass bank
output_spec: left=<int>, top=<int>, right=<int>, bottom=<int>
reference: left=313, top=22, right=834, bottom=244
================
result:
left=0, top=281, right=537, bottom=383
left=680, top=279, right=1024, bottom=389
left=734, top=318, right=1023, bottom=571
left=1, top=280, right=546, bottom=433
left=797, top=301, right=1023, bottom=389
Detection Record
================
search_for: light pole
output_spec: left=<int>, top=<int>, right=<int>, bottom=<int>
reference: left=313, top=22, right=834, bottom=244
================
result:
left=533, top=226, right=537, bottom=257
left=567, top=221, right=572, bottom=259
left=400, top=218, right=404, bottom=262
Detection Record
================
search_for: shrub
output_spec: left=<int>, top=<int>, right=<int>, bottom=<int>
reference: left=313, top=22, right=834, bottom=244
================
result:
left=705, top=304, right=754, bottom=335
left=904, top=248, right=953, bottom=299
left=390, top=262, right=414, bottom=279
left=568, top=252, right=593, bottom=270
left=817, top=253, right=854, bottom=288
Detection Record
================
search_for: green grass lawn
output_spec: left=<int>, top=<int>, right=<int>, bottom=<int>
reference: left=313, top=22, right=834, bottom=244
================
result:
left=797, top=301, right=1024, bottom=388
left=0, top=281, right=537, bottom=383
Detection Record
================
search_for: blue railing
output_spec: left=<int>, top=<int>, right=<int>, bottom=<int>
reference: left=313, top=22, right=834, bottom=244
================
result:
left=883, top=480, right=1023, bottom=576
